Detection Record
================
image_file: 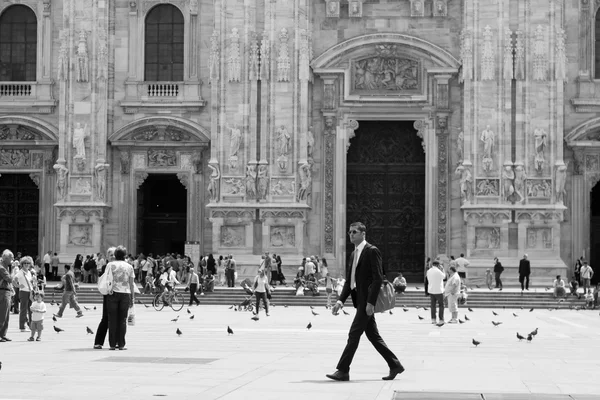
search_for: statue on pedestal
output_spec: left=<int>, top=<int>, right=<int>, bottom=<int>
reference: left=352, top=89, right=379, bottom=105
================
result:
left=207, top=163, right=220, bottom=202
left=257, top=165, right=268, bottom=200
left=94, top=163, right=109, bottom=201
left=76, top=30, right=89, bottom=83
left=54, top=163, right=69, bottom=200
left=455, top=164, right=472, bottom=205
left=534, top=128, right=547, bottom=173
left=513, top=164, right=526, bottom=204
left=480, top=125, right=495, bottom=172
left=555, top=164, right=567, bottom=204
left=73, top=123, right=88, bottom=159
left=502, top=165, right=515, bottom=203
left=245, top=165, right=256, bottom=199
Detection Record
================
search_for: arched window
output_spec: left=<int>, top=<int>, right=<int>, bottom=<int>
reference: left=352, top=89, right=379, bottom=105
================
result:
left=145, top=4, right=184, bottom=81
left=0, top=5, right=37, bottom=81
left=596, top=10, right=600, bottom=78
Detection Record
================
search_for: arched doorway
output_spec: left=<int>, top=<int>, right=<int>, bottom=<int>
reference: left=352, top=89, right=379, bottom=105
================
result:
left=137, top=174, right=187, bottom=255
left=590, top=183, right=600, bottom=284
left=346, top=121, right=425, bottom=280
left=0, top=174, right=39, bottom=257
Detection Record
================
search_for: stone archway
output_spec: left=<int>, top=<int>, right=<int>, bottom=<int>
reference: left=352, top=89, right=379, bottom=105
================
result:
left=312, top=33, right=459, bottom=269
left=109, top=116, right=210, bottom=254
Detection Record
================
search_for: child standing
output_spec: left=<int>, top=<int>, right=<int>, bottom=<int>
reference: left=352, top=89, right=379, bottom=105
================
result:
left=319, top=273, right=336, bottom=308
left=485, top=269, right=493, bottom=290
left=29, top=292, right=46, bottom=341
left=584, top=289, right=594, bottom=309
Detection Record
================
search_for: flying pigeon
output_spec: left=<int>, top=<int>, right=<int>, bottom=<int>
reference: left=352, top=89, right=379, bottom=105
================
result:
left=189, top=315, right=195, bottom=320
left=306, top=322, right=312, bottom=330
left=529, top=308, right=534, bottom=312
left=176, top=328, right=182, bottom=336
left=311, top=310, right=319, bottom=316
left=52, top=315, right=57, bottom=322
left=492, top=311, right=498, bottom=316
left=472, top=339, right=481, bottom=347
left=171, top=316, right=179, bottom=322
left=516, top=332, right=525, bottom=341
left=53, top=326, right=64, bottom=333
left=492, top=321, right=502, bottom=326
left=227, top=326, right=233, bottom=335
left=86, top=327, right=94, bottom=335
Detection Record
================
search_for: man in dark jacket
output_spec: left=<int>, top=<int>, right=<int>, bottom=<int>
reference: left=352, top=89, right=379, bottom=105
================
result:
left=518, top=254, right=531, bottom=292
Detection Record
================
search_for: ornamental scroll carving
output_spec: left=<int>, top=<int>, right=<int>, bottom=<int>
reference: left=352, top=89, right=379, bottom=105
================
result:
left=29, top=173, right=40, bottom=188
left=515, top=30, right=525, bottom=80
left=324, top=116, right=337, bottom=254
left=459, top=29, right=473, bottom=82
left=413, top=120, right=428, bottom=152
left=0, top=149, right=30, bottom=167
left=503, top=28, right=514, bottom=81
left=259, top=31, right=270, bottom=80
left=209, top=31, right=220, bottom=82
left=228, top=28, right=241, bottom=83
left=437, top=119, right=448, bottom=253
left=353, top=56, right=419, bottom=92
left=481, top=26, right=495, bottom=81
left=533, top=25, right=548, bottom=81
left=277, top=28, right=290, bottom=82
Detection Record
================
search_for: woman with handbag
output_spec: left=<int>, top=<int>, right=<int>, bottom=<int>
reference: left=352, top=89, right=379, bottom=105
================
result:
left=94, top=246, right=115, bottom=349
left=252, top=269, right=271, bottom=319
left=15, top=256, right=34, bottom=332
left=105, top=246, right=135, bottom=351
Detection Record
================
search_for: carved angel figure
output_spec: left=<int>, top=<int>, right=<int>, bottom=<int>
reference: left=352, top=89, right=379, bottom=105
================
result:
left=227, top=124, right=242, bottom=157
left=456, top=131, right=464, bottom=164
left=502, top=165, right=515, bottom=202
left=257, top=165, right=268, bottom=200
left=534, top=128, right=547, bottom=173
left=297, top=162, right=312, bottom=202
left=245, top=165, right=257, bottom=199
left=54, top=163, right=69, bottom=200
left=455, top=165, right=472, bottom=204
left=207, top=163, right=220, bottom=202
left=73, top=123, right=88, bottom=159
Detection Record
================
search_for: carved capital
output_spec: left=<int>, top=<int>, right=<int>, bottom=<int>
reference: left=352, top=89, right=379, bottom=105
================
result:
left=134, top=172, right=148, bottom=189
left=191, top=150, right=203, bottom=174
left=413, top=119, right=429, bottom=152
left=345, top=119, right=359, bottom=153
left=177, top=172, right=190, bottom=189
left=436, top=115, right=448, bottom=135
left=29, top=173, right=41, bottom=188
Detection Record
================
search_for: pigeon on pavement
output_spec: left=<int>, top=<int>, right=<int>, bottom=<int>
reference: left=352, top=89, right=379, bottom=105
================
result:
left=53, top=326, right=64, bottom=333
left=472, top=339, right=481, bottom=347
left=516, top=333, right=525, bottom=341
left=527, top=334, right=533, bottom=343
left=342, top=309, right=349, bottom=315
left=418, top=315, right=424, bottom=320
left=251, top=315, right=259, bottom=321
left=171, top=316, right=179, bottom=322
left=227, top=326, right=233, bottom=335
left=530, top=328, right=538, bottom=336
left=306, top=322, right=312, bottom=330
left=190, top=315, right=195, bottom=320
left=176, top=328, right=182, bottom=336
left=311, top=310, right=319, bottom=316
left=492, top=311, right=498, bottom=316
left=465, top=315, right=470, bottom=321
left=86, top=327, right=94, bottom=335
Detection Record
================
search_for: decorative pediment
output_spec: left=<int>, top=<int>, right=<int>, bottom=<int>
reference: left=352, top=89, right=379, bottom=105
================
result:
left=565, top=117, right=600, bottom=147
left=0, top=116, right=59, bottom=144
left=109, top=116, right=210, bottom=146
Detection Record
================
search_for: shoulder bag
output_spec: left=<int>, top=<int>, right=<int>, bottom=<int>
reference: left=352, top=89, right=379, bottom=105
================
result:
left=97, top=264, right=113, bottom=295
left=373, top=280, right=396, bottom=313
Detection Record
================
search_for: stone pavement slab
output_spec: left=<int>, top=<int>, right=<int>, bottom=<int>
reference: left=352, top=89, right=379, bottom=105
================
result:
left=0, top=303, right=599, bottom=400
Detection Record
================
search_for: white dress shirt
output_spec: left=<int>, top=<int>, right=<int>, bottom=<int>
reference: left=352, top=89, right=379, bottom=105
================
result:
left=351, top=240, right=367, bottom=289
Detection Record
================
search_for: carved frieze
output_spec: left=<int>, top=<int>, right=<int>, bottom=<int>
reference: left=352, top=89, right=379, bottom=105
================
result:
left=68, top=224, right=93, bottom=246
left=222, top=177, right=246, bottom=195
left=259, top=31, right=270, bottom=81
left=0, top=126, right=40, bottom=141
left=210, top=209, right=254, bottom=219
left=474, top=227, right=501, bottom=249
left=71, top=177, right=92, bottom=195
left=503, top=28, right=514, bottom=81
left=516, top=210, right=564, bottom=223
left=464, top=211, right=511, bottom=224
left=326, top=1, right=340, bottom=18
left=120, top=151, right=130, bottom=175
left=260, top=210, right=306, bottom=220
left=58, top=206, right=107, bottom=223
left=277, top=28, right=290, bottom=82
left=475, top=179, right=500, bottom=196
left=410, top=0, right=424, bottom=17
left=533, top=25, right=548, bottom=81
left=180, top=154, right=192, bottom=171
left=270, top=178, right=295, bottom=196
left=481, top=26, right=495, bottom=81
left=148, top=149, right=177, bottom=167
left=209, top=30, right=220, bottom=82
left=228, top=28, right=241, bottom=83
left=526, top=227, right=553, bottom=249
left=135, top=172, right=149, bottom=189
left=132, top=153, right=145, bottom=169
left=353, top=55, right=419, bottom=92
left=0, top=149, right=30, bottom=167
left=220, top=226, right=245, bottom=247
left=459, top=29, right=473, bottom=82
left=526, top=179, right=552, bottom=198
left=270, top=226, right=296, bottom=247
left=555, top=28, right=567, bottom=81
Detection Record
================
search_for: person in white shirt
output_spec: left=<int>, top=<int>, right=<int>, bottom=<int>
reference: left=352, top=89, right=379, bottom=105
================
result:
left=42, top=251, right=52, bottom=281
left=580, top=261, right=594, bottom=293
left=454, top=253, right=470, bottom=285
left=15, top=256, right=35, bottom=332
left=427, top=261, right=445, bottom=324
left=28, top=292, right=46, bottom=341
left=553, top=275, right=566, bottom=298
left=252, top=269, right=271, bottom=319
left=444, top=266, right=461, bottom=323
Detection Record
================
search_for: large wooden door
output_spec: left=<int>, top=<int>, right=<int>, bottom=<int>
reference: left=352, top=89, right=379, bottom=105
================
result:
left=346, top=121, right=425, bottom=281
left=0, top=174, right=39, bottom=257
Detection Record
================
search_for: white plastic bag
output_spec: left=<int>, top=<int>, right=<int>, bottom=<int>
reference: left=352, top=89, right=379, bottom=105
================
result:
left=127, top=304, right=136, bottom=326
left=97, top=266, right=113, bottom=295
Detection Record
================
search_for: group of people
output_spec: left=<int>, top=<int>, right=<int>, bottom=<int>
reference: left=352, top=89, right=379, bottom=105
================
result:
left=426, top=260, right=467, bottom=324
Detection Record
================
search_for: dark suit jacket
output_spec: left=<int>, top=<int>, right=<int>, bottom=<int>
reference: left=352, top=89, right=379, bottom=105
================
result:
left=338, top=242, right=384, bottom=308
left=519, top=259, right=530, bottom=275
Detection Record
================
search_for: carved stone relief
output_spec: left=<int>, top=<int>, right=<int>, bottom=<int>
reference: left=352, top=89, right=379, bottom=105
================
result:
left=29, top=172, right=40, bottom=188
left=0, top=149, right=30, bottom=167
left=503, top=28, right=514, bottom=81
left=220, top=226, right=245, bottom=247
left=276, top=125, right=291, bottom=172
left=97, top=27, right=108, bottom=80
left=68, top=224, right=93, bottom=246
left=475, top=179, right=499, bottom=196
left=270, top=226, right=295, bottom=247
left=326, top=1, right=340, bottom=18
left=222, top=177, right=245, bottom=195
left=299, top=31, right=310, bottom=81
left=526, top=228, right=553, bottom=249
left=71, top=177, right=92, bottom=195
left=410, top=0, right=424, bottom=17
left=515, top=30, right=525, bottom=80
left=526, top=179, right=552, bottom=198
left=433, top=0, right=447, bottom=17
left=514, top=164, right=527, bottom=204
left=76, top=30, right=89, bottom=83
left=228, top=28, right=241, bottom=83
left=324, top=116, right=337, bottom=254
left=586, top=154, right=599, bottom=171
left=135, top=172, right=149, bottom=189
left=502, top=165, right=516, bottom=203
left=459, top=29, right=473, bottom=82
left=413, top=120, right=428, bottom=152
left=148, top=149, right=177, bottom=167
left=32, top=153, right=43, bottom=169
left=437, top=122, right=448, bottom=253
left=456, top=130, right=463, bottom=164
left=132, top=153, right=145, bottom=169
left=227, top=124, right=242, bottom=171
left=177, top=172, right=189, bottom=189
left=481, top=26, right=495, bottom=81
left=533, top=25, right=548, bottom=81
left=180, top=154, right=192, bottom=171
left=245, top=165, right=257, bottom=199
left=455, top=164, right=473, bottom=205
left=259, top=31, right=270, bottom=81
left=353, top=56, right=419, bottom=92
left=555, top=28, right=567, bottom=81
left=277, top=28, right=290, bottom=82
left=474, top=227, right=501, bottom=249
left=120, top=151, right=130, bottom=174
left=209, top=30, right=220, bottom=82
left=270, top=178, right=295, bottom=196
left=480, top=125, right=495, bottom=173
left=533, top=128, right=547, bottom=174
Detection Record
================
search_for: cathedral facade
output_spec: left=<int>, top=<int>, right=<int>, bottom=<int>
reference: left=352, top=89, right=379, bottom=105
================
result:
left=0, top=0, right=597, bottom=280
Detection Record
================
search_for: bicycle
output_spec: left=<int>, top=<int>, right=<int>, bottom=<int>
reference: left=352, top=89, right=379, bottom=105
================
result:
left=152, top=288, right=184, bottom=312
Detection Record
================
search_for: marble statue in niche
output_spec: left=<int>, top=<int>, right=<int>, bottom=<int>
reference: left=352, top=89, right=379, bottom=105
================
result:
left=480, top=125, right=495, bottom=172
left=455, top=165, right=472, bottom=205
left=94, top=163, right=109, bottom=201
left=533, top=128, right=547, bottom=173
left=307, top=127, right=315, bottom=161
left=227, top=124, right=242, bottom=170
left=148, top=149, right=176, bottom=167
left=207, top=163, right=220, bottom=202
left=76, top=30, right=89, bottom=83
left=476, top=179, right=499, bottom=196
left=69, top=225, right=92, bottom=246
left=297, top=162, right=312, bottom=201
left=514, top=165, right=527, bottom=204
left=353, top=57, right=419, bottom=91
left=245, top=165, right=257, bottom=199
left=502, top=165, right=515, bottom=202
left=475, top=227, right=500, bottom=249
left=555, top=164, right=567, bottom=204
left=270, top=226, right=295, bottom=247
left=54, top=163, right=69, bottom=200
left=456, top=131, right=464, bottom=165
left=277, top=125, right=291, bottom=158
left=221, top=226, right=244, bottom=247
left=257, top=165, right=268, bottom=200
left=73, top=123, right=88, bottom=159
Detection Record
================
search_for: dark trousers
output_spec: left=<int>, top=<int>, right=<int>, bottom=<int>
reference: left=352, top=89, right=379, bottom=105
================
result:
left=519, top=274, right=530, bottom=290
left=226, top=269, right=235, bottom=287
left=254, top=291, right=269, bottom=314
left=189, top=283, right=200, bottom=306
left=494, top=272, right=503, bottom=288
left=430, top=293, right=444, bottom=321
left=94, top=295, right=108, bottom=346
left=44, top=263, right=51, bottom=280
left=0, top=290, right=11, bottom=338
left=107, top=292, right=130, bottom=349
left=336, top=303, right=401, bottom=373
left=51, top=266, right=58, bottom=280
left=18, top=290, right=32, bottom=330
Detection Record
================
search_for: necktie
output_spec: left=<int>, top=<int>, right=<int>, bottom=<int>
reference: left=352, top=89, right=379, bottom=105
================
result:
left=351, top=249, right=359, bottom=289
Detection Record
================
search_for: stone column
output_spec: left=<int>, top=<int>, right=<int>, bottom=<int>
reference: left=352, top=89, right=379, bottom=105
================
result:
left=570, top=174, right=586, bottom=271
left=323, top=114, right=336, bottom=256
left=436, top=114, right=449, bottom=256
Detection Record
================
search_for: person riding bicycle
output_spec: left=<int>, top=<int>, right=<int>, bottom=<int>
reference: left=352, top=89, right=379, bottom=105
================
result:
left=159, top=263, right=180, bottom=305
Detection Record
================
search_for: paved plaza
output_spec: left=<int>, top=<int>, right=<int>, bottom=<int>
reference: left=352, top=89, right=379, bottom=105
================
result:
left=1, top=301, right=599, bottom=400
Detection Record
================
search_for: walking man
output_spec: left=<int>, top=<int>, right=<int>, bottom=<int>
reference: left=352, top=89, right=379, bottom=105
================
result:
left=43, top=251, right=52, bottom=281
left=326, top=222, right=404, bottom=382
left=0, top=249, right=15, bottom=342
left=518, top=254, right=531, bottom=292
left=455, top=253, right=470, bottom=285
left=55, top=265, right=83, bottom=319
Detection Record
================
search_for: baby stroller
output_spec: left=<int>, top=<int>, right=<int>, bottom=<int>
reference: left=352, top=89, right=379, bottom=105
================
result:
left=238, top=296, right=254, bottom=312
left=238, top=278, right=255, bottom=312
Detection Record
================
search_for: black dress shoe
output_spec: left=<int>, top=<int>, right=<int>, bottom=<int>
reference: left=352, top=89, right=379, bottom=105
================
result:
left=382, top=365, right=405, bottom=380
left=326, top=370, right=350, bottom=381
